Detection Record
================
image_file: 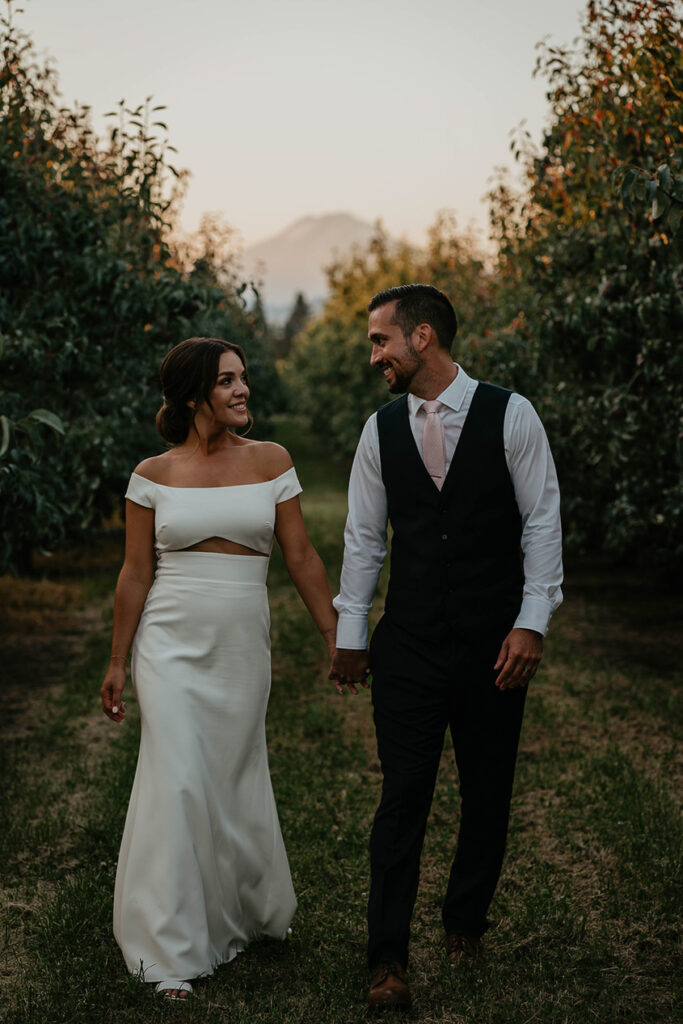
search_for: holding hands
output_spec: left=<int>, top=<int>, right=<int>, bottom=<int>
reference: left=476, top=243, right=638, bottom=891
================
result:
left=329, top=648, right=371, bottom=695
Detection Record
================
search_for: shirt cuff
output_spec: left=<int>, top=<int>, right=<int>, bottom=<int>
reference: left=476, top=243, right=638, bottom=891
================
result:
left=513, top=596, right=555, bottom=636
left=335, top=613, right=369, bottom=650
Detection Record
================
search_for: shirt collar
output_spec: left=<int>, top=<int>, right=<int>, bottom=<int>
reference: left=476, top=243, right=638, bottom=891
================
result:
left=407, top=363, right=472, bottom=415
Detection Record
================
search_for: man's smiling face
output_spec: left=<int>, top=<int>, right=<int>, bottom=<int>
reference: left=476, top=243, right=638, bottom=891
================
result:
left=368, top=301, right=423, bottom=394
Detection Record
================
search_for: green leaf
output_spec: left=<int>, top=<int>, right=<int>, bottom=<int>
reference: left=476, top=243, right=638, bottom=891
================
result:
left=656, top=163, right=672, bottom=192
left=620, top=168, right=638, bottom=208
left=666, top=203, right=683, bottom=236
left=0, top=416, right=10, bottom=458
left=610, top=165, right=624, bottom=188
left=652, top=191, right=670, bottom=220
left=27, top=409, right=66, bottom=434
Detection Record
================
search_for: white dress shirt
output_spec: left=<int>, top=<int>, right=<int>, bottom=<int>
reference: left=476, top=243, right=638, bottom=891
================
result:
left=334, top=364, right=563, bottom=649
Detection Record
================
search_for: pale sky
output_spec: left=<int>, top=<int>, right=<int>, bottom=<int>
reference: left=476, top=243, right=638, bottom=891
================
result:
left=18, top=0, right=585, bottom=249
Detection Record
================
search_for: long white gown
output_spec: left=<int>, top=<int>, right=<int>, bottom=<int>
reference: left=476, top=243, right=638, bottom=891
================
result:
left=113, top=468, right=301, bottom=986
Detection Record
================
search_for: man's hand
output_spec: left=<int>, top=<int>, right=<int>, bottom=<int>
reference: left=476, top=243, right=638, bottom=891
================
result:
left=329, top=648, right=371, bottom=695
left=494, top=628, right=543, bottom=690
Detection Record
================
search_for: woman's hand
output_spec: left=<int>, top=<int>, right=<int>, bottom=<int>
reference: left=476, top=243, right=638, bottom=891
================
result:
left=101, top=662, right=127, bottom=723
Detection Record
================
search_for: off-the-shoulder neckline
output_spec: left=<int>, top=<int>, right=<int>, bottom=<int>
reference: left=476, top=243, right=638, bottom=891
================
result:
left=130, top=466, right=297, bottom=491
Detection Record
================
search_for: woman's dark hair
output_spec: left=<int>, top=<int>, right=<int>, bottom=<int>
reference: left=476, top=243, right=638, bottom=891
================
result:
left=156, top=337, right=251, bottom=445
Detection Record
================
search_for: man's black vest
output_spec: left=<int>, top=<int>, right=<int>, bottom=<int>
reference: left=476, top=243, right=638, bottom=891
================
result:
left=376, top=382, right=524, bottom=643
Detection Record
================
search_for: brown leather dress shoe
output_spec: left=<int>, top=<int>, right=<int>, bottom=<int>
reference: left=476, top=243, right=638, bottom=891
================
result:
left=367, top=962, right=412, bottom=1007
left=446, top=932, right=482, bottom=964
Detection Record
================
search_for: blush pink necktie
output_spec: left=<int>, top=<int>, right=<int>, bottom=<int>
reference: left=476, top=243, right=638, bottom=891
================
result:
left=422, top=400, right=446, bottom=489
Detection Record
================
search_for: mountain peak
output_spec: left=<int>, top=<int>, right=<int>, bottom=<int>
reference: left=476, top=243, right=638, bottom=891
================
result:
left=242, top=212, right=375, bottom=320
left=263, top=211, right=366, bottom=241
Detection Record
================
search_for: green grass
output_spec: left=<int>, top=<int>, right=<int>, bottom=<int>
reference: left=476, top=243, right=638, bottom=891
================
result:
left=0, top=419, right=680, bottom=1023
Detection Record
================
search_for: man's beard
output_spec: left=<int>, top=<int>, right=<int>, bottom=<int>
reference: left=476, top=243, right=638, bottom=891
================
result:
left=387, top=370, right=412, bottom=394
left=385, top=342, right=423, bottom=393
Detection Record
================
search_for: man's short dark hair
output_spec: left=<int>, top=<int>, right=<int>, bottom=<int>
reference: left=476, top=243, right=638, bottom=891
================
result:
left=368, top=284, right=458, bottom=352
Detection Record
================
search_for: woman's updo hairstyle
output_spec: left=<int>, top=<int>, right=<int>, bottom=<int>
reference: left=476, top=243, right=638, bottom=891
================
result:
left=156, top=337, right=251, bottom=445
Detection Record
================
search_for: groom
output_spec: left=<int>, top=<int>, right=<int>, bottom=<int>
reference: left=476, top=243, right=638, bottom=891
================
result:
left=330, top=284, right=563, bottom=1007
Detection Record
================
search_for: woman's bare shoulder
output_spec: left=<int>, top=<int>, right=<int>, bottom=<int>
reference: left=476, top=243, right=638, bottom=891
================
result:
left=132, top=452, right=176, bottom=483
left=248, top=441, right=294, bottom=479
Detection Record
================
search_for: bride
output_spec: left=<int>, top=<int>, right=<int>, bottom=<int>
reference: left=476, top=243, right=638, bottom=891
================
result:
left=100, top=336, right=337, bottom=1000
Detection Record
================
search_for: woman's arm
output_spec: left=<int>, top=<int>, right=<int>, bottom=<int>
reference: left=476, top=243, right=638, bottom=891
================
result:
left=274, top=496, right=338, bottom=656
left=100, top=500, right=155, bottom=723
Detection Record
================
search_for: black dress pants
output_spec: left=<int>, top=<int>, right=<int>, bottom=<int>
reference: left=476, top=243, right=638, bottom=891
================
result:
left=367, top=614, right=527, bottom=969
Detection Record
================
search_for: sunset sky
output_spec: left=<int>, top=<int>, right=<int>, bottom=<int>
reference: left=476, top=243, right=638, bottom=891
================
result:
left=19, top=0, right=586, bottom=248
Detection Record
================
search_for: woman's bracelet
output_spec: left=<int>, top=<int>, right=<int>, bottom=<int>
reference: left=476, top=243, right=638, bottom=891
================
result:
left=109, top=654, right=127, bottom=663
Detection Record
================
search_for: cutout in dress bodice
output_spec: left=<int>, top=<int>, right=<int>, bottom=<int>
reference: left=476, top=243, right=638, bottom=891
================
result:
left=180, top=537, right=268, bottom=557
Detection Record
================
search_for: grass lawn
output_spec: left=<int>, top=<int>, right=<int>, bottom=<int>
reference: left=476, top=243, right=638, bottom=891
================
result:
left=0, top=418, right=680, bottom=1023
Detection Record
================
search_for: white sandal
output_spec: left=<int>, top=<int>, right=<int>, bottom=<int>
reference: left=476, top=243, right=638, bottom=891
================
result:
left=155, top=980, right=193, bottom=1000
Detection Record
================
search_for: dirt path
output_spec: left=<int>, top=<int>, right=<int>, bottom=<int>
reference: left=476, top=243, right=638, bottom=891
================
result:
left=0, top=534, right=123, bottom=743
left=0, top=579, right=110, bottom=742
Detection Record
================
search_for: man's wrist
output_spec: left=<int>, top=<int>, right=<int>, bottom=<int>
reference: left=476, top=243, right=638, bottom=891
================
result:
left=335, top=615, right=369, bottom=650
left=513, top=597, right=553, bottom=636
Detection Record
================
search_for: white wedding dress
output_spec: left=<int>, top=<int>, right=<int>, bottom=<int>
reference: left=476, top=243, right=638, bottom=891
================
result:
left=113, top=468, right=301, bottom=986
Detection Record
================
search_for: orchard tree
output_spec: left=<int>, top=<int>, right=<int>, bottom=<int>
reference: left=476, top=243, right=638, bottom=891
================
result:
left=0, top=1, right=275, bottom=572
left=467, top=0, right=683, bottom=562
